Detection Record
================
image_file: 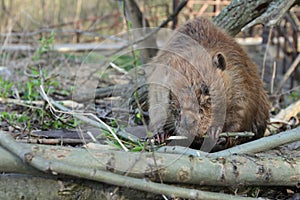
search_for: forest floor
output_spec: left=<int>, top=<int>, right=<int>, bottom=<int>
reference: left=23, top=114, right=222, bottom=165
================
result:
left=0, top=39, right=300, bottom=199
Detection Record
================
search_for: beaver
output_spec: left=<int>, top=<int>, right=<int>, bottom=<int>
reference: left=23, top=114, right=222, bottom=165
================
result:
left=144, top=17, right=270, bottom=150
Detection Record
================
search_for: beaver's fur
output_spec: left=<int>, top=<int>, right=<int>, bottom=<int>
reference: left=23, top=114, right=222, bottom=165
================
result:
left=146, top=17, right=270, bottom=148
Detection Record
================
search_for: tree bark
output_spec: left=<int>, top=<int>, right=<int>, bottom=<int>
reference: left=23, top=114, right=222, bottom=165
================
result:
left=214, top=0, right=297, bottom=36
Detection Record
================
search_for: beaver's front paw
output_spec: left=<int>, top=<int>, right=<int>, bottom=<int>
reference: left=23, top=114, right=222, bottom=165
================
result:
left=146, top=129, right=171, bottom=145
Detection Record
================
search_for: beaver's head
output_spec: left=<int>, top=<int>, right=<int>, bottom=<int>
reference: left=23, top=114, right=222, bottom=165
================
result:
left=168, top=52, right=227, bottom=142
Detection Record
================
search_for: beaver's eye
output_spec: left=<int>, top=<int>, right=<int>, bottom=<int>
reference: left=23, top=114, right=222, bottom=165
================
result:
left=200, top=83, right=209, bottom=96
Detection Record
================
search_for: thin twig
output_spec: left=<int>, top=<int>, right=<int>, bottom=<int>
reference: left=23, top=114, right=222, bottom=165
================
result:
left=209, top=126, right=300, bottom=158
left=109, top=62, right=128, bottom=74
left=167, top=132, right=255, bottom=141
left=270, top=61, right=277, bottom=94
left=0, top=97, right=44, bottom=109
left=271, top=85, right=300, bottom=98
left=275, top=53, right=300, bottom=95
left=0, top=98, right=83, bottom=110
left=17, top=138, right=93, bottom=145
left=261, top=26, right=273, bottom=80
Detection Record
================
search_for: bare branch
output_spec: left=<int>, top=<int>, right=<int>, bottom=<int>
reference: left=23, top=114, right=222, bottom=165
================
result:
left=214, top=0, right=297, bottom=36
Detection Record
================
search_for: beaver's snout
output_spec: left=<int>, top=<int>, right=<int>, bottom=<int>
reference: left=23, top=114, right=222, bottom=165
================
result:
left=180, top=110, right=198, bottom=131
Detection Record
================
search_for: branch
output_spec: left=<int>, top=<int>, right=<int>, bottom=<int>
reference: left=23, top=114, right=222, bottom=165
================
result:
left=0, top=97, right=83, bottom=109
left=214, top=0, right=297, bottom=36
left=1, top=129, right=300, bottom=188
left=275, top=54, right=300, bottom=95
left=158, top=126, right=300, bottom=158
left=242, top=0, right=296, bottom=31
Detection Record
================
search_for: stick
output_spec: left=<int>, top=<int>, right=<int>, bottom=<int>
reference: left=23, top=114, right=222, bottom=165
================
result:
left=275, top=53, right=300, bottom=94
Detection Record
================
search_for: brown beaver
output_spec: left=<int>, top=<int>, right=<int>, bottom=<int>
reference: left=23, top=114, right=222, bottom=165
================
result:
left=145, top=17, right=270, bottom=149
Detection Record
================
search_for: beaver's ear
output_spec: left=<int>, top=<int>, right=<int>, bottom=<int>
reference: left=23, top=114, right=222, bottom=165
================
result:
left=212, top=52, right=226, bottom=71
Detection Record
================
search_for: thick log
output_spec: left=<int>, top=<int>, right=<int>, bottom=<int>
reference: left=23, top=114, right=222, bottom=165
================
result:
left=1, top=128, right=300, bottom=187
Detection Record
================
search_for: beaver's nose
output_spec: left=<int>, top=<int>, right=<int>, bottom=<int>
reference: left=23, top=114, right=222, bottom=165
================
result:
left=181, top=115, right=197, bottom=129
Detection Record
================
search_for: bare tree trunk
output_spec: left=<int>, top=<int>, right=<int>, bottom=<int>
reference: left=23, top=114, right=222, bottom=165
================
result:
left=54, top=0, right=61, bottom=26
left=0, top=0, right=6, bottom=30
left=40, top=0, right=46, bottom=26
left=74, top=0, right=82, bottom=43
left=124, top=0, right=158, bottom=63
left=172, top=0, right=179, bottom=29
